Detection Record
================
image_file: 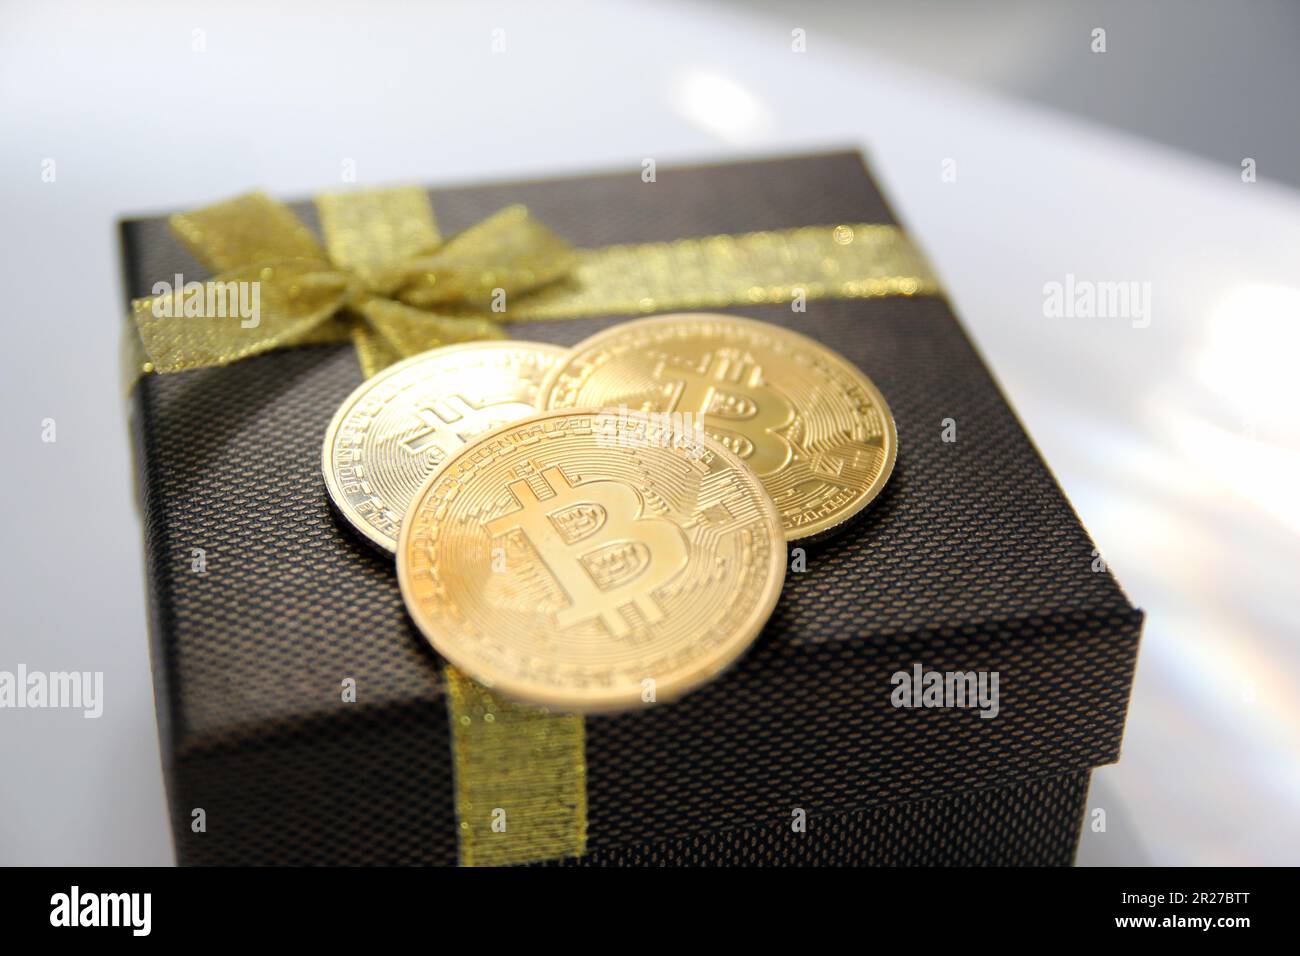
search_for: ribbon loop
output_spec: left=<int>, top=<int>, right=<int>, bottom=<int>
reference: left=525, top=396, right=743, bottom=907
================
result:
left=355, top=298, right=507, bottom=378
left=315, top=186, right=442, bottom=290
left=171, top=192, right=329, bottom=273
left=395, top=205, right=577, bottom=310
left=131, top=258, right=350, bottom=373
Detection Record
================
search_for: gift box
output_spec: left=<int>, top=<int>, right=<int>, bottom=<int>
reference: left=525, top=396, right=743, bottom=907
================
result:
left=121, top=151, right=1143, bottom=866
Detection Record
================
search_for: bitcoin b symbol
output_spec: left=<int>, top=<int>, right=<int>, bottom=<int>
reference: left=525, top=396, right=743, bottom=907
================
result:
left=652, top=350, right=794, bottom=475
left=403, top=394, right=532, bottom=457
left=485, top=466, right=688, bottom=637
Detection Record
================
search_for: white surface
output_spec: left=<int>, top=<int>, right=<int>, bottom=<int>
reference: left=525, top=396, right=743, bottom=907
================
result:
left=1, top=0, right=1296, bottom=865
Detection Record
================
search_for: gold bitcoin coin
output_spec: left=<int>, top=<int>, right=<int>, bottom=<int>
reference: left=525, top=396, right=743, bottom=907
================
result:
left=322, top=341, right=567, bottom=552
left=397, top=409, right=786, bottom=712
left=538, top=313, right=897, bottom=540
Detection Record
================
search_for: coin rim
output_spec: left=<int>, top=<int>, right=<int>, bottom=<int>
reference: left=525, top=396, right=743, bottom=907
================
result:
left=396, top=407, right=788, bottom=713
left=321, top=340, right=571, bottom=554
left=535, top=312, right=898, bottom=541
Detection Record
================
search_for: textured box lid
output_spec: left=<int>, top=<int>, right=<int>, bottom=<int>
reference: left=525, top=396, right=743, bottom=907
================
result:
left=121, top=151, right=1142, bottom=864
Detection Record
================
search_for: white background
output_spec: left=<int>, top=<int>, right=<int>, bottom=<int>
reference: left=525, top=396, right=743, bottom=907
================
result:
left=1, top=0, right=1297, bottom=865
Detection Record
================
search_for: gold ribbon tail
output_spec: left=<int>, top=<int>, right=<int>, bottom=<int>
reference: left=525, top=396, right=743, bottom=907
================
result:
left=314, top=188, right=589, bottom=866
left=445, top=669, right=587, bottom=867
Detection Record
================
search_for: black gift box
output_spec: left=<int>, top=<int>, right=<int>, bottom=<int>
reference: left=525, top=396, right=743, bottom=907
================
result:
left=121, top=151, right=1143, bottom=866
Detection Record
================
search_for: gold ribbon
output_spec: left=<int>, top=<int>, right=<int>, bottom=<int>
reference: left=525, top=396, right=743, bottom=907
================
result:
left=446, top=669, right=587, bottom=866
left=127, top=185, right=939, bottom=867
left=129, top=187, right=938, bottom=382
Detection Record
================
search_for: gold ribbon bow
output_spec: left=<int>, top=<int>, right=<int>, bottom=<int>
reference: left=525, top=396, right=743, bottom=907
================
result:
left=131, top=188, right=575, bottom=380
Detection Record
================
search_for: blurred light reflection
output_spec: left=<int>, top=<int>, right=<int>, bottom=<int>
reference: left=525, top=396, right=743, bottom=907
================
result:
left=669, top=69, right=774, bottom=143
